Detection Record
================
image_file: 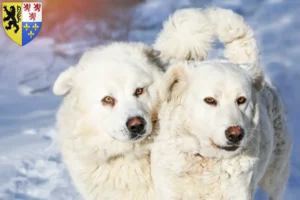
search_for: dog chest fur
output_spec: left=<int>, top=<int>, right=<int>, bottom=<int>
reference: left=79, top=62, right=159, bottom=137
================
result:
left=64, top=149, right=154, bottom=200
left=152, top=103, right=261, bottom=200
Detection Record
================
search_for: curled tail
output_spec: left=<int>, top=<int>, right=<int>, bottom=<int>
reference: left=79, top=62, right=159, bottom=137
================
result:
left=17, top=5, right=21, bottom=23
left=154, top=8, right=214, bottom=63
left=154, top=7, right=259, bottom=65
left=206, top=7, right=259, bottom=65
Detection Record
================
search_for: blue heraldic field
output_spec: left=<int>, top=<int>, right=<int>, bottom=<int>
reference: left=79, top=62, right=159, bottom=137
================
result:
left=22, top=22, right=42, bottom=46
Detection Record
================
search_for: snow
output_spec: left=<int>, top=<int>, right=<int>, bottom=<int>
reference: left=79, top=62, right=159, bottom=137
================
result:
left=0, top=0, right=299, bottom=199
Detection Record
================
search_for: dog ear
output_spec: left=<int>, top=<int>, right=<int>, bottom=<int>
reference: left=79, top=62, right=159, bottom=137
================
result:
left=53, top=67, right=76, bottom=95
left=145, top=48, right=161, bottom=58
left=239, top=63, right=265, bottom=91
left=159, top=63, right=190, bottom=103
left=143, top=47, right=166, bottom=72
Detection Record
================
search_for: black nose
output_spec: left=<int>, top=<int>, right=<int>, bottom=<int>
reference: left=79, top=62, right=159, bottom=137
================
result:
left=225, top=126, right=244, bottom=143
left=126, top=117, right=146, bottom=135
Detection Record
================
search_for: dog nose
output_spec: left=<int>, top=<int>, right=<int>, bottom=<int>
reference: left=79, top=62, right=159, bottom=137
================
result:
left=225, top=126, right=244, bottom=143
left=126, top=117, right=146, bottom=134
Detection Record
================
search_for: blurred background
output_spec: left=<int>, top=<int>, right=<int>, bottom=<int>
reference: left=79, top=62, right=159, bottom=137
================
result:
left=0, top=0, right=299, bottom=199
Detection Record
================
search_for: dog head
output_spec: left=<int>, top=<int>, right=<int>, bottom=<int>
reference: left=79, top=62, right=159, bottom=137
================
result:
left=160, top=61, right=264, bottom=158
left=54, top=42, right=163, bottom=142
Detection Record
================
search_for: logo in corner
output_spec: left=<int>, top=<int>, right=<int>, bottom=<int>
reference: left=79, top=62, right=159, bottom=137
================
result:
left=2, top=2, right=42, bottom=46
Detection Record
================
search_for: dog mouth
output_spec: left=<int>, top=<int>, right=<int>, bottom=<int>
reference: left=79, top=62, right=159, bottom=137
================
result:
left=130, top=130, right=148, bottom=141
left=210, top=139, right=239, bottom=152
left=131, top=134, right=144, bottom=140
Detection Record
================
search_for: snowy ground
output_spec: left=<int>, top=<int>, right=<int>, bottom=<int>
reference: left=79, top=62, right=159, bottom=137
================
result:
left=0, top=0, right=300, bottom=199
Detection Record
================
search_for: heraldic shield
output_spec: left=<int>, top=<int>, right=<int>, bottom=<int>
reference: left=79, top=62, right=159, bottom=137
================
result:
left=2, top=2, right=42, bottom=46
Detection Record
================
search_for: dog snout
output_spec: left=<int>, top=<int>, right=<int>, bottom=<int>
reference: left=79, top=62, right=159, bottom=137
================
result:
left=126, top=116, right=146, bottom=136
left=225, top=126, right=244, bottom=143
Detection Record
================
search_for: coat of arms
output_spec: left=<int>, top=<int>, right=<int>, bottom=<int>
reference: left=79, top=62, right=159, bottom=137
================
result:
left=2, top=2, right=42, bottom=46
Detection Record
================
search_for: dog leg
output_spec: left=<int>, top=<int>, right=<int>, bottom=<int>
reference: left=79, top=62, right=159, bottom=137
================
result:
left=151, top=151, right=188, bottom=200
left=219, top=155, right=259, bottom=200
left=223, top=172, right=256, bottom=200
left=152, top=133, right=203, bottom=200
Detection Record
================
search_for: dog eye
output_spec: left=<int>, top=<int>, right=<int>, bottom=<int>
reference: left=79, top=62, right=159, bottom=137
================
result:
left=237, top=97, right=247, bottom=105
left=204, top=97, right=217, bottom=106
left=102, top=96, right=115, bottom=106
left=134, top=88, right=144, bottom=97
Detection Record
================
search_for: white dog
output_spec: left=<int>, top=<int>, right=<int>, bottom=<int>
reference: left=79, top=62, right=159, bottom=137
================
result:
left=152, top=8, right=291, bottom=200
left=53, top=7, right=283, bottom=200
left=53, top=43, right=165, bottom=200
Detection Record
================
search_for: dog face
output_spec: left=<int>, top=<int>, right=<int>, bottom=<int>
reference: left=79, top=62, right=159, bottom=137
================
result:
left=54, top=43, right=163, bottom=142
left=161, top=61, right=264, bottom=158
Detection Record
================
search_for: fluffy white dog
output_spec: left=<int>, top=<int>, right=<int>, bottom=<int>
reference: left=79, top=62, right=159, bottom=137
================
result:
left=151, top=8, right=291, bottom=200
left=53, top=43, right=164, bottom=200
left=53, top=7, right=287, bottom=200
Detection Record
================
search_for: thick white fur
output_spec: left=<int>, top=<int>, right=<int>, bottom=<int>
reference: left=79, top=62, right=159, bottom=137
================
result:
left=152, top=7, right=291, bottom=200
left=54, top=42, right=165, bottom=200
left=206, top=8, right=259, bottom=64
left=54, top=7, right=291, bottom=200
left=152, top=62, right=291, bottom=200
left=154, top=7, right=259, bottom=65
left=154, top=8, right=214, bottom=63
